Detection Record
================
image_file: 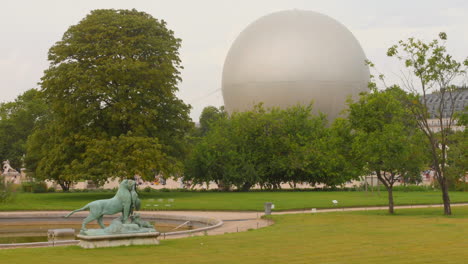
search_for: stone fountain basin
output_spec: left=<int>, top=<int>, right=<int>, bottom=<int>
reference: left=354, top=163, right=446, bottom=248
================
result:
left=0, top=211, right=223, bottom=248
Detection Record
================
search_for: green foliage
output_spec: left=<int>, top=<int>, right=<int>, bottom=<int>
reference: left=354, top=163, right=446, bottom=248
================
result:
left=367, top=184, right=436, bottom=192
left=20, top=181, right=48, bottom=193
left=71, top=134, right=180, bottom=185
left=198, top=106, right=227, bottom=137
left=0, top=176, right=14, bottom=203
left=185, top=104, right=362, bottom=190
left=32, top=182, right=48, bottom=193
left=142, top=186, right=152, bottom=193
left=445, top=130, right=468, bottom=189
left=391, top=185, right=435, bottom=192
left=455, top=105, right=468, bottom=126
left=20, top=181, right=33, bottom=193
left=348, top=87, right=428, bottom=213
left=349, top=87, right=428, bottom=179
left=26, top=9, right=192, bottom=189
left=387, top=33, right=466, bottom=90
left=0, top=89, right=48, bottom=168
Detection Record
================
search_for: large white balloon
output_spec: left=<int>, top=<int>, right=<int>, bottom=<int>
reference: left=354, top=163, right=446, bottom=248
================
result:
left=222, top=10, right=369, bottom=121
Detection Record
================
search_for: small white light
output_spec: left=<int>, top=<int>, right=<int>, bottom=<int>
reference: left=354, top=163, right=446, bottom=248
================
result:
left=332, top=200, right=338, bottom=205
left=271, top=204, right=275, bottom=209
left=311, top=208, right=317, bottom=213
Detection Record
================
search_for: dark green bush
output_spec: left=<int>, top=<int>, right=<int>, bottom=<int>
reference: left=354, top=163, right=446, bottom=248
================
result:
left=0, top=176, right=14, bottom=203
left=21, top=181, right=34, bottom=192
left=454, top=181, right=468, bottom=192
left=142, top=186, right=152, bottom=192
left=20, top=181, right=49, bottom=193
left=32, top=182, right=48, bottom=193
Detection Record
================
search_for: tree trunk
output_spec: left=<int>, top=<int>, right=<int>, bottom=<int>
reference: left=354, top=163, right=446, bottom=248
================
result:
left=439, top=177, right=452, bottom=215
left=376, top=171, right=394, bottom=214
left=377, top=177, right=380, bottom=195
left=365, top=176, right=368, bottom=192
left=59, top=181, right=70, bottom=191
left=387, top=186, right=394, bottom=214
left=241, top=182, right=252, bottom=192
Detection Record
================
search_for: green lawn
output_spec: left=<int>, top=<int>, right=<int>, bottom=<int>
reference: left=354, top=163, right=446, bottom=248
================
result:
left=2, top=206, right=467, bottom=264
left=1, top=190, right=468, bottom=211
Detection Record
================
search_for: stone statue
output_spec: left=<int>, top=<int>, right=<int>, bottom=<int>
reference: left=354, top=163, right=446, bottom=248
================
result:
left=2, top=160, right=17, bottom=174
left=131, top=213, right=154, bottom=228
left=130, top=184, right=141, bottom=215
left=88, top=213, right=156, bottom=236
left=65, top=179, right=155, bottom=235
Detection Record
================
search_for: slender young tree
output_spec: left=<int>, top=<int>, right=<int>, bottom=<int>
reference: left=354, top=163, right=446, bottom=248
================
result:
left=387, top=33, right=468, bottom=215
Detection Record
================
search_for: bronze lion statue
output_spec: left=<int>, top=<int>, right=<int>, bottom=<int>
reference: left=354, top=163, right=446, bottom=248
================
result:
left=64, top=179, right=136, bottom=231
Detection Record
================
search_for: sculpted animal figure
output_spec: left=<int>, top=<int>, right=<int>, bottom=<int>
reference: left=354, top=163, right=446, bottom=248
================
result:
left=130, top=183, right=141, bottom=215
left=131, top=213, right=153, bottom=228
left=64, top=179, right=136, bottom=231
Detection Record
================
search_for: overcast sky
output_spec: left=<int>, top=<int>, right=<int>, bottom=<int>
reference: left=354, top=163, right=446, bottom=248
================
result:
left=1, top=0, right=467, bottom=120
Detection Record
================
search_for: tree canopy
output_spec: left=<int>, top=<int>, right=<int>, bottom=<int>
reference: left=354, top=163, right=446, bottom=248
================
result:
left=0, top=89, right=48, bottom=169
left=26, top=9, right=192, bottom=190
left=198, top=106, right=227, bottom=137
left=185, top=104, right=362, bottom=191
left=348, top=87, right=428, bottom=213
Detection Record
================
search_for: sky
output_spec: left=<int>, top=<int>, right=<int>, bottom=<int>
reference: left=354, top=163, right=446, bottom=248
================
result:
left=1, top=0, right=467, bottom=121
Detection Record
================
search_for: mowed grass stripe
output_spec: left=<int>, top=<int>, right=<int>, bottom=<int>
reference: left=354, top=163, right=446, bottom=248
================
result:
left=2, top=191, right=468, bottom=211
left=2, top=206, right=467, bottom=264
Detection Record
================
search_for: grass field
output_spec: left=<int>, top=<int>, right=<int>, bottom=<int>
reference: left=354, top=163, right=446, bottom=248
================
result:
left=1, top=190, right=468, bottom=211
left=1, top=206, right=467, bottom=264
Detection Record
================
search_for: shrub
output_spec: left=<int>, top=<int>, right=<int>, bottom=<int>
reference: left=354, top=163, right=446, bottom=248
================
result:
left=142, top=186, right=152, bottom=192
left=393, top=185, right=435, bottom=192
left=32, top=182, right=48, bottom=193
left=21, top=181, right=34, bottom=192
left=0, top=176, right=14, bottom=203
left=454, top=181, right=468, bottom=192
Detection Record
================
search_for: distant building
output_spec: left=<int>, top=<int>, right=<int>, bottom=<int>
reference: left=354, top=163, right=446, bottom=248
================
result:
left=425, top=88, right=467, bottom=132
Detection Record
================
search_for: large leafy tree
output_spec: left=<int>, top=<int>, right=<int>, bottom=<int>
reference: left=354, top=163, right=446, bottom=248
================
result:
left=387, top=33, right=468, bottom=215
left=27, top=9, right=192, bottom=190
left=0, top=89, right=48, bottom=169
left=348, top=87, right=428, bottom=213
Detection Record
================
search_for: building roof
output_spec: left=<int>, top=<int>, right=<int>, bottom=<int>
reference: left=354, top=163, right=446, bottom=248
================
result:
left=425, top=88, right=468, bottom=118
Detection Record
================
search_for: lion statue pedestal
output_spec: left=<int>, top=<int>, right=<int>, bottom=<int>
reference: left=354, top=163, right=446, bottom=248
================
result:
left=65, top=179, right=159, bottom=248
left=76, top=231, right=160, bottom=249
